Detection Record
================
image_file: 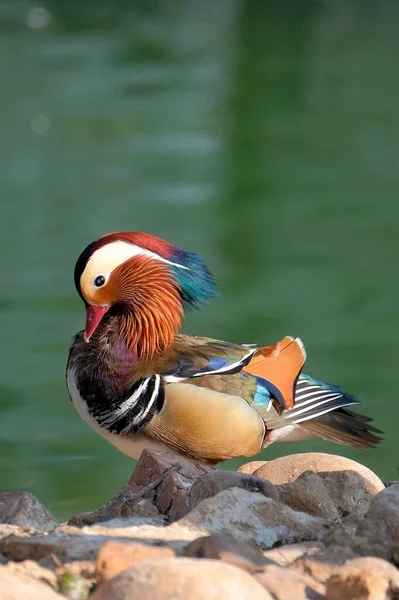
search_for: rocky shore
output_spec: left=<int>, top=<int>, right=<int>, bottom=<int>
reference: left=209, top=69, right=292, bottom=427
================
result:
left=0, top=450, right=398, bottom=599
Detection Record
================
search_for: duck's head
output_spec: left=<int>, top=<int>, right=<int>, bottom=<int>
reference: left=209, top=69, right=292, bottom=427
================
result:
left=73, top=232, right=217, bottom=358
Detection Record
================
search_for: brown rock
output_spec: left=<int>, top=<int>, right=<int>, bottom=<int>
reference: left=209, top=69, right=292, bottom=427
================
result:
left=293, top=550, right=399, bottom=589
left=0, top=564, right=63, bottom=599
left=56, top=560, right=95, bottom=580
left=68, top=487, right=163, bottom=527
left=325, top=558, right=399, bottom=600
left=293, top=553, right=339, bottom=584
left=130, top=449, right=216, bottom=516
left=120, top=497, right=160, bottom=520
left=178, top=488, right=328, bottom=549
left=5, top=559, right=57, bottom=587
left=342, top=557, right=399, bottom=587
left=170, top=470, right=279, bottom=521
left=278, top=471, right=340, bottom=521
left=91, top=558, right=272, bottom=600
left=263, top=542, right=325, bottom=566
left=96, top=541, right=175, bottom=582
left=184, top=533, right=272, bottom=573
left=255, top=453, right=384, bottom=518
left=0, top=492, right=57, bottom=532
left=129, top=450, right=215, bottom=488
left=365, top=483, right=399, bottom=543
left=68, top=450, right=214, bottom=526
left=255, top=564, right=325, bottom=600
left=156, top=470, right=190, bottom=516
left=238, top=461, right=267, bottom=475
left=0, top=524, right=32, bottom=541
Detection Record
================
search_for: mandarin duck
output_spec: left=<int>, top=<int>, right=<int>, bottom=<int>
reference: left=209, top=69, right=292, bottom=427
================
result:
left=67, top=232, right=382, bottom=463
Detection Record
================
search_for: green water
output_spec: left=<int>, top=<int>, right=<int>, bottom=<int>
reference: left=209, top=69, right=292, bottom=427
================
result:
left=1, top=0, right=398, bottom=519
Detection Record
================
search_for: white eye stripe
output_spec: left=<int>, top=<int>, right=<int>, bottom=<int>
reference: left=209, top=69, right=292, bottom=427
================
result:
left=81, top=241, right=188, bottom=293
left=89, top=241, right=188, bottom=273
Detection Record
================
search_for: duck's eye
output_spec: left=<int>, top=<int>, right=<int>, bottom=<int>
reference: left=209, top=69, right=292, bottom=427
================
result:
left=94, top=275, right=106, bottom=288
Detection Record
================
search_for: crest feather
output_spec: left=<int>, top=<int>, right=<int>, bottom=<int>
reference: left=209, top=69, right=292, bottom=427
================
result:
left=169, top=247, right=218, bottom=309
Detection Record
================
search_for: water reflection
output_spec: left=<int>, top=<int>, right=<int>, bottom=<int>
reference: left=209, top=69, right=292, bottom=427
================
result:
left=0, top=0, right=398, bottom=517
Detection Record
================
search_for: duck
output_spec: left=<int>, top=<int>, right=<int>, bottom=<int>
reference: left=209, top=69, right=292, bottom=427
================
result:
left=66, top=231, right=382, bottom=463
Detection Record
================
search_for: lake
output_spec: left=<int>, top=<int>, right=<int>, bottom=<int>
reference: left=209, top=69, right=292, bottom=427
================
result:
left=1, top=0, right=398, bottom=519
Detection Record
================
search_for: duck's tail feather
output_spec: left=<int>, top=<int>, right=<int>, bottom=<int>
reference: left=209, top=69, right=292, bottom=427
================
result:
left=299, top=408, right=383, bottom=449
left=280, top=374, right=383, bottom=449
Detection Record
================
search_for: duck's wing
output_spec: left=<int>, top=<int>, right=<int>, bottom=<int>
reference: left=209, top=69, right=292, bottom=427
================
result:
left=141, top=335, right=306, bottom=461
left=156, top=334, right=306, bottom=410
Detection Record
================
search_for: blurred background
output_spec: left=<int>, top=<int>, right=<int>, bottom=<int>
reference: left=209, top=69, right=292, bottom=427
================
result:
left=1, top=0, right=398, bottom=519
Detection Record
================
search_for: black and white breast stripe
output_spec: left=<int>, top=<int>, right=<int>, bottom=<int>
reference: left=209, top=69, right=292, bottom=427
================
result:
left=71, top=371, right=165, bottom=435
left=286, top=377, right=360, bottom=424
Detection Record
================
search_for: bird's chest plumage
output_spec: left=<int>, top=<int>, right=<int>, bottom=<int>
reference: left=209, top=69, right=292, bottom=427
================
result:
left=67, top=331, right=164, bottom=441
left=66, top=364, right=176, bottom=458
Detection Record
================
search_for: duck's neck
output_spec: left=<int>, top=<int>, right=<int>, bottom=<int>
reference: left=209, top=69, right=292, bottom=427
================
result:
left=70, top=310, right=138, bottom=397
left=68, top=309, right=166, bottom=435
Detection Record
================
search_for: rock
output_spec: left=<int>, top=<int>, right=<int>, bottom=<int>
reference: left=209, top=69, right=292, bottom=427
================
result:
left=129, top=449, right=215, bottom=488
left=5, top=559, right=57, bottom=587
left=254, top=453, right=384, bottom=518
left=178, top=488, right=328, bottom=549
left=0, top=531, right=106, bottom=562
left=326, top=569, right=388, bottom=600
left=96, top=541, right=175, bottom=582
left=170, top=471, right=279, bottom=521
left=130, top=449, right=216, bottom=517
left=292, top=553, right=339, bottom=584
left=325, top=557, right=399, bottom=600
left=383, top=480, right=399, bottom=487
left=342, top=557, right=399, bottom=587
left=0, top=564, right=64, bottom=599
left=323, top=518, right=392, bottom=560
left=0, top=523, right=39, bottom=541
left=68, top=491, right=163, bottom=528
left=120, top=498, right=160, bottom=520
left=394, top=541, right=399, bottom=565
left=91, top=558, right=272, bottom=600
left=292, top=547, right=399, bottom=587
left=68, top=483, right=163, bottom=528
left=0, top=492, right=57, bottom=532
left=365, top=483, right=399, bottom=543
left=237, top=461, right=267, bottom=475
left=68, top=450, right=215, bottom=526
left=0, top=518, right=205, bottom=563
left=339, top=513, right=363, bottom=535
left=255, top=564, right=325, bottom=600
left=56, top=560, right=95, bottom=580
left=156, top=470, right=189, bottom=516
left=263, top=542, right=325, bottom=566
left=278, top=471, right=340, bottom=521
left=184, top=534, right=273, bottom=573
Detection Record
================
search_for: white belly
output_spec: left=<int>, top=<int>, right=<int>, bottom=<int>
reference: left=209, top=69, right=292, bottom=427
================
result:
left=66, top=368, right=172, bottom=459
